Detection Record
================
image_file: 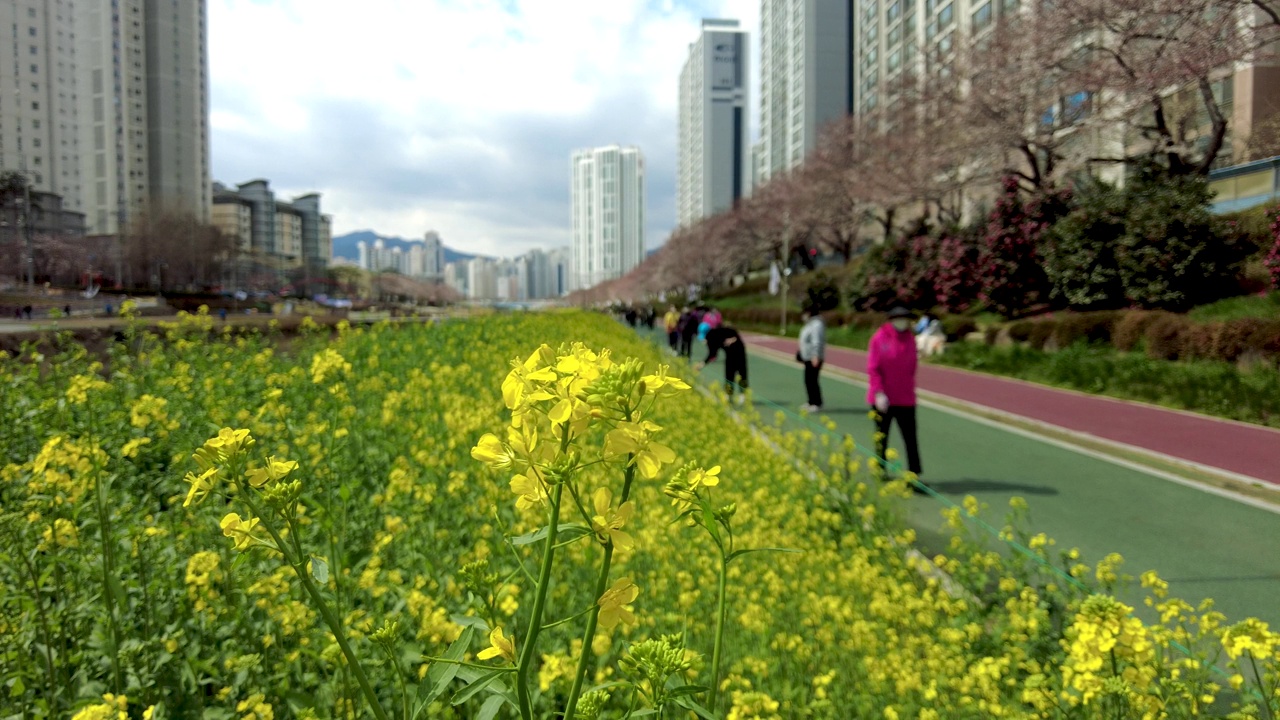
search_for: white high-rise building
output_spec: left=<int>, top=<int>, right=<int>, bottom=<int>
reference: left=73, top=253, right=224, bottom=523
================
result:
left=678, top=19, right=750, bottom=227
left=756, top=0, right=852, bottom=185
left=422, top=231, right=445, bottom=280
left=0, top=0, right=210, bottom=236
left=570, top=145, right=645, bottom=290
left=466, top=257, right=498, bottom=300
left=0, top=2, right=82, bottom=206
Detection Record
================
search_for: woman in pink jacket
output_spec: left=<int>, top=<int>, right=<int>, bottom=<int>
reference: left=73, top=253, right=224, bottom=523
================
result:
left=867, top=306, right=923, bottom=481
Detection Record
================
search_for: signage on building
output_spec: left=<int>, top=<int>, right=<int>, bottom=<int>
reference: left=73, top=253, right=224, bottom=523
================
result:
left=711, top=39, right=738, bottom=91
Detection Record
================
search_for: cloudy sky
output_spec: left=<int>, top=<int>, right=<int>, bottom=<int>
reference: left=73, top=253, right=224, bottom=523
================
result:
left=208, top=0, right=760, bottom=257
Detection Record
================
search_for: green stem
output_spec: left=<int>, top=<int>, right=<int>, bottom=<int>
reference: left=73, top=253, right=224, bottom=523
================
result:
left=708, top=554, right=729, bottom=713
left=516, top=482, right=564, bottom=720
left=1250, top=654, right=1276, bottom=720
left=92, top=453, right=122, bottom=692
left=250, top=499, right=390, bottom=720
left=564, top=462, right=637, bottom=719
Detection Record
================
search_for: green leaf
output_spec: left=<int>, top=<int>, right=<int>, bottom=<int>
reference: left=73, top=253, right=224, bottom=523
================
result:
left=727, top=547, right=801, bottom=564
left=412, top=626, right=474, bottom=719
left=476, top=694, right=506, bottom=720
left=450, top=669, right=507, bottom=706
left=308, top=556, right=329, bottom=585
left=665, top=684, right=709, bottom=699
left=672, top=693, right=718, bottom=719
left=510, top=522, right=589, bottom=546
left=9, top=677, right=24, bottom=697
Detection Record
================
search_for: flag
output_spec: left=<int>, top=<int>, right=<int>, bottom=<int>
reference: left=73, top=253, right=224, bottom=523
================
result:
left=768, top=262, right=781, bottom=296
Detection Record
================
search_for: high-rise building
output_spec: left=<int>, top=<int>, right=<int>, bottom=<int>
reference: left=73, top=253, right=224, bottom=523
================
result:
left=212, top=179, right=332, bottom=277
left=756, top=0, right=852, bottom=185
left=0, top=0, right=209, bottom=237
left=678, top=19, right=750, bottom=227
left=0, top=1, right=82, bottom=205
left=570, top=145, right=645, bottom=290
left=422, top=231, right=445, bottom=280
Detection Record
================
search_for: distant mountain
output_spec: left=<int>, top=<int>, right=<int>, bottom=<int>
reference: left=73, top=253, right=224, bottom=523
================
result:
left=331, top=230, right=482, bottom=265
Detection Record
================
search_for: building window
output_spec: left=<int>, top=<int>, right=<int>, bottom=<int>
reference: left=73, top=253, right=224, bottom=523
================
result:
left=888, top=48, right=902, bottom=71
left=973, top=2, right=993, bottom=30
left=31, top=45, right=38, bottom=55
left=887, top=0, right=901, bottom=22
left=889, top=24, right=902, bottom=46
left=32, top=101, right=39, bottom=110
left=939, top=4, right=954, bottom=26
left=938, top=31, right=953, bottom=54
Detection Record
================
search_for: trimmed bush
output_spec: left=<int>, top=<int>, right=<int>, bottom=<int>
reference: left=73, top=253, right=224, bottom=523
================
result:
left=1051, top=311, right=1122, bottom=348
left=1142, top=313, right=1191, bottom=361
left=941, top=316, right=979, bottom=341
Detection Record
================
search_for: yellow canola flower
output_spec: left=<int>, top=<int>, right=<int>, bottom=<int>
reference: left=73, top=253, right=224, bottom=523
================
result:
left=640, top=364, right=691, bottom=396
left=688, top=465, right=721, bottom=491
left=220, top=513, right=267, bottom=552
left=71, top=694, right=129, bottom=720
left=591, top=487, right=635, bottom=549
left=245, top=456, right=299, bottom=488
left=471, top=433, right=515, bottom=470
left=1222, top=618, right=1278, bottom=661
left=183, top=467, right=219, bottom=508
left=501, top=346, right=557, bottom=412
left=598, top=577, right=640, bottom=630
left=605, top=421, right=676, bottom=479
left=310, top=348, right=351, bottom=385
left=40, top=518, right=79, bottom=550
left=478, top=626, right=517, bottom=663
left=509, top=473, right=548, bottom=511
left=66, top=373, right=110, bottom=405
left=121, top=437, right=151, bottom=458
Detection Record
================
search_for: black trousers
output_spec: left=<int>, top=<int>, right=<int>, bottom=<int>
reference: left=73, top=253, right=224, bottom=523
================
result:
left=804, top=361, right=823, bottom=407
left=667, top=331, right=679, bottom=350
left=875, top=405, right=922, bottom=475
left=679, top=333, right=695, bottom=357
left=725, top=356, right=748, bottom=395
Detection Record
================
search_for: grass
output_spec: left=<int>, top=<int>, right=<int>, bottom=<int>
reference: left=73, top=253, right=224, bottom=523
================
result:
left=931, top=341, right=1280, bottom=427
left=1187, top=291, right=1280, bottom=322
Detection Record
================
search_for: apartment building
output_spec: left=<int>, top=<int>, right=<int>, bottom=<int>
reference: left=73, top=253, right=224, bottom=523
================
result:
left=570, top=145, right=645, bottom=289
left=0, top=0, right=209, bottom=237
left=677, top=19, right=750, bottom=227
left=754, top=0, right=852, bottom=185
left=212, top=179, right=332, bottom=276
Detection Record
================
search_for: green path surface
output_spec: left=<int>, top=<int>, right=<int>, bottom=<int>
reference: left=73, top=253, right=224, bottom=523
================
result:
left=696, top=347, right=1280, bottom=627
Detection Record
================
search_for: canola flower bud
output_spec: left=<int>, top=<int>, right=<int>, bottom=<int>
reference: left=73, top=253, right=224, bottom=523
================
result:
left=573, top=689, right=610, bottom=720
left=370, top=620, right=400, bottom=648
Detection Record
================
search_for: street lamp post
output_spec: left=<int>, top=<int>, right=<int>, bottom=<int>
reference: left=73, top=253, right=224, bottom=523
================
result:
left=23, top=183, right=34, bottom=291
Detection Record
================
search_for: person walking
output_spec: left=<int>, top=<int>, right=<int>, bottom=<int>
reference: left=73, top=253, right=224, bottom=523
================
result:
left=867, top=306, right=924, bottom=485
left=699, top=325, right=748, bottom=406
left=663, top=305, right=681, bottom=352
left=797, top=303, right=826, bottom=412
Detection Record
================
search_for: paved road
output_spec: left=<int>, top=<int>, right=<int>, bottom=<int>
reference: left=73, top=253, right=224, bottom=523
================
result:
left=745, top=334, right=1280, bottom=486
left=686, top=342, right=1280, bottom=628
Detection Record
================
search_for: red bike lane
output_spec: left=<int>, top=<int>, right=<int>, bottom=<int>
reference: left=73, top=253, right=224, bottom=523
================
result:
left=744, top=334, right=1280, bottom=486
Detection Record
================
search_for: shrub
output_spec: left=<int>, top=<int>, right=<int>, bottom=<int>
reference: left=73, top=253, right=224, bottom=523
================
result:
left=804, top=271, right=843, bottom=313
left=1007, top=321, right=1034, bottom=343
left=1113, top=311, right=1160, bottom=352
left=1051, top=311, right=1122, bottom=348
left=1268, top=209, right=1280, bottom=290
left=1116, top=166, right=1250, bottom=311
left=941, top=315, right=979, bottom=341
left=1142, top=312, right=1191, bottom=360
left=1027, top=320, right=1057, bottom=350
left=1041, top=178, right=1127, bottom=310
left=931, top=230, right=984, bottom=313
left=978, top=176, right=1071, bottom=317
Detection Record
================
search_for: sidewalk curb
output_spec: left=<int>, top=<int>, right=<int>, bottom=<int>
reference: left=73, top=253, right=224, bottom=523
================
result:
left=745, top=342, right=1280, bottom=514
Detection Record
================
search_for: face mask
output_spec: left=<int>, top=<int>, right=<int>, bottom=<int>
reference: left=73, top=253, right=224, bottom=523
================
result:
left=892, top=319, right=911, bottom=332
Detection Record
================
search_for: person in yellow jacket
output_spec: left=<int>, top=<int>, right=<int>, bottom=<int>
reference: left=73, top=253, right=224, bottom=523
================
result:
left=663, top=305, right=680, bottom=352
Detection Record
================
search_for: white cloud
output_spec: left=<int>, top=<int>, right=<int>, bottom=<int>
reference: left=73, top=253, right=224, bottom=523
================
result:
left=209, top=0, right=763, bottom=257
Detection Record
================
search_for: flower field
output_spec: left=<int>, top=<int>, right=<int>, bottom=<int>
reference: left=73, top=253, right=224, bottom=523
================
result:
left=1, top=310, right=1277, bottom=719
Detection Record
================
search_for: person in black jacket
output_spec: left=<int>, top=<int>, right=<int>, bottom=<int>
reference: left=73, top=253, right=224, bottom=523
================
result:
left=698, top=325, right=748, bottom=405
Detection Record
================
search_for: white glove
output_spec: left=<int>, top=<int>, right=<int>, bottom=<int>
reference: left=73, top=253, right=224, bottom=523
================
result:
left=874, top=392, right=890, bottom=413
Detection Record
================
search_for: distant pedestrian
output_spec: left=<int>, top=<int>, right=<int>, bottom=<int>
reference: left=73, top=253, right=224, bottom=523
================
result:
left=63, top=305, right=72, bottom=317
left=699, top=325, right=748, bottom=406
left=663, top=305, right=680, bottom=351
left=797, top=302, right=826, bottom=412
left=916, top=312, right=945, bottom=357
left=625, top=306, right=638, bottom=328
left=867, top=306, right=924, bottom=486
left=22, top=305, right=32, bottom=320
left=677, top=306, right=697, bottom=358
left=219, top=307, right=228, bottom=322
left=696, top=305, right=713, bottom=343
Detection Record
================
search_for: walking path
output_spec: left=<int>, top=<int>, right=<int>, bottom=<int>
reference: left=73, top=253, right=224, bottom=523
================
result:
left=744, top=333, right=1280, bottom=487
left=676, top=332, right=1280, bottom=627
